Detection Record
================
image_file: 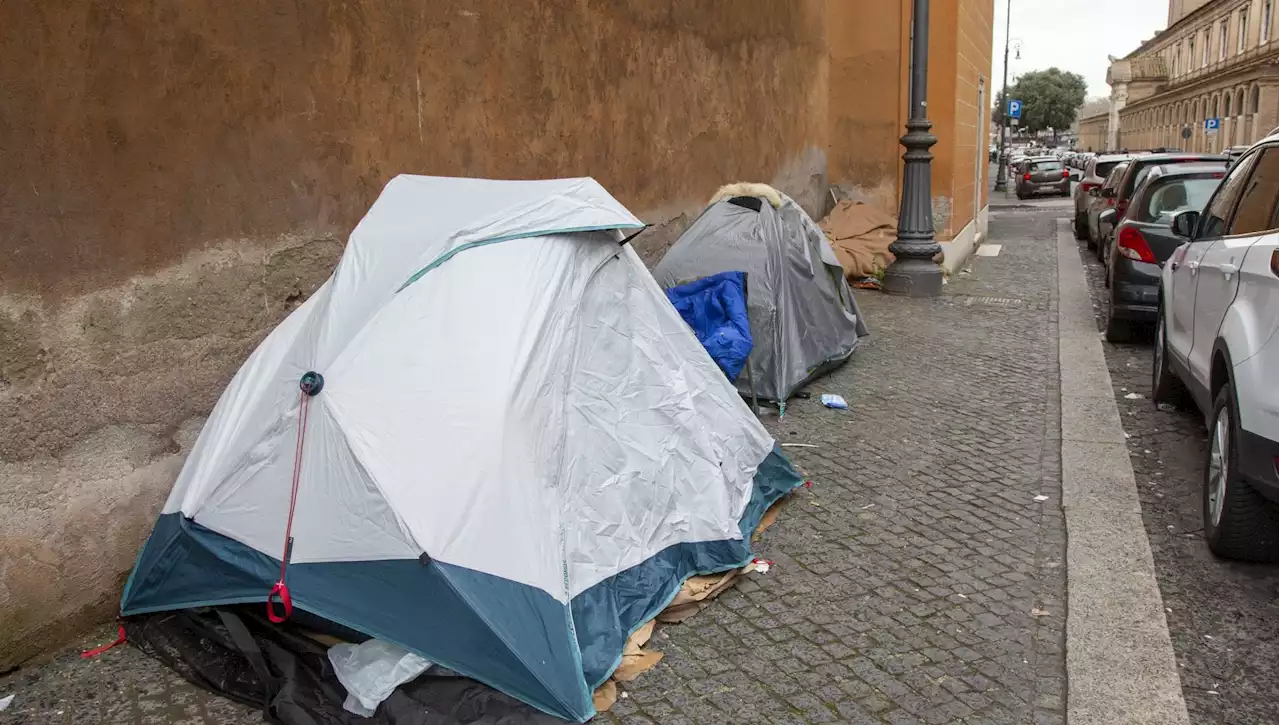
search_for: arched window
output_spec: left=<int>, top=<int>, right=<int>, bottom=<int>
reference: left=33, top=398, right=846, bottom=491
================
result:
left=1224, top=94, right=1232, bottom=117
left=1251, top=85, right=1261, bottom=113
left=1211, top=95, right=1219, bottom=119
left=1237, top=88, right=1247, bottom=116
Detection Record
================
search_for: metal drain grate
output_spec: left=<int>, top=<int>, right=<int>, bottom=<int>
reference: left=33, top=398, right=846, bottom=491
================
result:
left=961, top=296, right=1025, bottom=307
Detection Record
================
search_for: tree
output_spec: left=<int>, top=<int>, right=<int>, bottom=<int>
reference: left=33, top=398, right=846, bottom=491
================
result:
left=999, top=68, right=1088, bottom=142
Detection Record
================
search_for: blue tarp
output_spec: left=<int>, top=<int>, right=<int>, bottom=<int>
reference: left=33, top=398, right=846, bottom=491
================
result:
left=664, top=271, right=753, bottom=381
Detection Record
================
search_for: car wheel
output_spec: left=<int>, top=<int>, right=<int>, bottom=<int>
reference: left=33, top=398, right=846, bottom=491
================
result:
left=1203, top=383, right=1278, bottom=562
left=1103, top=295, right=1130, bottom=342
left=1074, top=213, right=1088, bottom=241
left=1151, top=306, right=1188, bottom=408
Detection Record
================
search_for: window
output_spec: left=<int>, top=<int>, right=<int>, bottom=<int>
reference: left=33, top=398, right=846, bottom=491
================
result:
left=1203, top=28, right=1212, bottom=66
left=1252, top=85, right=1261, bottom=113
left=1189, top=35, right=1197, bottom=68
left=1174, top=44, right=1183, bottom=75
left=1263, top=0, right=1274, bottom=43
left=1228, top=147, right=1278, bottom=234
left=1201, top=150, right=1256, bottom=236
left=1220, top=20, right=1229, bottom=59
left=1238, top=7, right=1249, bottom=53
left=1225, top=94, right=1232, bottom=117
left=1139, top=177, right=1222, bottom=222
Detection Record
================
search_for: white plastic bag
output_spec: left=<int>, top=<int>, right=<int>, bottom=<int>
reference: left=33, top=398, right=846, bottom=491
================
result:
left=327, top=639, right=432, bottom=717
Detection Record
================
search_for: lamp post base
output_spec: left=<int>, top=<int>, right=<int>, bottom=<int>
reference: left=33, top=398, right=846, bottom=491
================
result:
left=882, top=256, right=944, bottom=297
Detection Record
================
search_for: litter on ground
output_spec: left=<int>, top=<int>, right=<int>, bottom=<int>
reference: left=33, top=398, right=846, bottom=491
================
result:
left=820, top=393, right=848, bottom=409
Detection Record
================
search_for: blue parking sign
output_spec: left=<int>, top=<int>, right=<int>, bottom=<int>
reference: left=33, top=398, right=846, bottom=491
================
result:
left=1204, top=117, right=1220, bottom=131
left=1008, top=100, right=1022, bottom=118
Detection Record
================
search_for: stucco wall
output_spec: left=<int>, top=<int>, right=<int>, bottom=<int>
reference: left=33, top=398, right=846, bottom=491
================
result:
left=825, top=0, right=993, bottom=241
left=0, top=0, right=831, bottom=668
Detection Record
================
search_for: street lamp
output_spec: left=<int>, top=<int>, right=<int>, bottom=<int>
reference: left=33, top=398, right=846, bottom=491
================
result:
left=993, top=2, right=1016, bottom=192
left=883, top=0, right=943, bottom=297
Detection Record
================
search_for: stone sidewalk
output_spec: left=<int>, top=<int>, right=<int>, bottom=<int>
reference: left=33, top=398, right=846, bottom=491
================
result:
left=0, top=208, right=1069, bottom=725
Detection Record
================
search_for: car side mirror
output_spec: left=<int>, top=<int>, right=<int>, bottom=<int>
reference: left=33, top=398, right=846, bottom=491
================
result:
left=1172, top=210, right=1199, bottom=238
left=1099, top=209, right=1117, bottom=226
left=1101, top=188, right=1117, bottom=198
left=1088, top=188, right=1100, bottom=197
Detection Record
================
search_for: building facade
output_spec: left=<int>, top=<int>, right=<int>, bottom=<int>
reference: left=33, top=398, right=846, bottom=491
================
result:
left=1077, top=112, right=1110, bottom=152
left=0, top=0, right=993, bottom=670
left=1105, top=0, right=1278, bottom=153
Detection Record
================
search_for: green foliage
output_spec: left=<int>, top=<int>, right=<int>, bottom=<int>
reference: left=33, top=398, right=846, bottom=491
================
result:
left=994, top=68, right=1088, bottom=136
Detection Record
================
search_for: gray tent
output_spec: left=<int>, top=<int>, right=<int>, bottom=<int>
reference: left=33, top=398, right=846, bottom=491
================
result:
left=653, top=183, right=868, bottom=405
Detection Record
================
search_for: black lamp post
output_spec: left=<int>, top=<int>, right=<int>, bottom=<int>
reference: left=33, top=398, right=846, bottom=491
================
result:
left=883, top=0, right=943, bottom=297
left=993, top=0, right=1014, bottom=192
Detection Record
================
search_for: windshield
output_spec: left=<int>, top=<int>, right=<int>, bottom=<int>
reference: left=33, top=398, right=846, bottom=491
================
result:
left=1136, top=177, right=1221, bottom=223
left=1031, top=160, right=1063, bottom=172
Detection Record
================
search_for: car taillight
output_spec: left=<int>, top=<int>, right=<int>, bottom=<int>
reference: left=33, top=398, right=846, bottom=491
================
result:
left=1271, top=249, right=1278, bottom=276
left=1117, top=226, right=1156, bottom=263
left=1212, top=172, right=1225, bottom=178
left=1062, top=170, right=1070, bottom=178
left=1023, top=173, right=1031, bottom=181
left=1081, top=182, right=1098, bottom=192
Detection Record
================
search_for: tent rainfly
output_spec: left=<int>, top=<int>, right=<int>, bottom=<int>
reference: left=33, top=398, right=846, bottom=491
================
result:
left=120, top=175, right=803, bottom=722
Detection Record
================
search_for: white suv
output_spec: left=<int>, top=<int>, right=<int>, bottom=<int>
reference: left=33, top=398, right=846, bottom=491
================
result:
left=1152, top=132, right=1278, bottom=562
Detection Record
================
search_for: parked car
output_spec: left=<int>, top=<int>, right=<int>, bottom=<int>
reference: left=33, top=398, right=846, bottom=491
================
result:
left=1085, top=162, right=1130, bottom=251
left=1015, top=156, right=1070, bottom=199
left=1073, top=153, right=1133, bottom=241
left=1152, top=133, right=1279, bottom=561
left=1103, top=153, right=1228, bottom=255
left=1101, top=164, right=1227, bottom=341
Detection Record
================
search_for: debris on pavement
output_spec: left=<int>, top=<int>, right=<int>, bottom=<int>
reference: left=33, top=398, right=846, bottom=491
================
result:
left=780, top=443, right=818, bottom=448
left=1031, top=608, right=1050, bottom=617
left=1157, top=402, right=1178, bottom=412
left=745, top=558, right=774, bottom=574
left=1124, top=392, right=1144, bottom=399
left=0, top=694, right=13, bottom=712
left=328, top=638, right=432, bottom=716
left=820, top=393, right=848, bottom=409
left=1033, top=494, right=1049, bottom=502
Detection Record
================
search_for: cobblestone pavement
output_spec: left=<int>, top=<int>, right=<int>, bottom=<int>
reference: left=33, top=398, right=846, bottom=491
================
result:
left=1, top=206, right=1070, bottom=725
left=1075, top=240, right=1278, bottom=725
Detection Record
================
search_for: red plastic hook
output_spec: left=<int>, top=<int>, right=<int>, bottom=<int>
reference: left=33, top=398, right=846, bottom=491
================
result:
left=267, top=580, right=293, bottom=623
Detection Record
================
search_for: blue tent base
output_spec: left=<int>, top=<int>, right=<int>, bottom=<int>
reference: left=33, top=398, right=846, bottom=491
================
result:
left=121, top=448, right=804, bottom=722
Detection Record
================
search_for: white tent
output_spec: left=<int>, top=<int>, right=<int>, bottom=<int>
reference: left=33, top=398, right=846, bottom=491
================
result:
left=122, top=176, right=803, bottom=722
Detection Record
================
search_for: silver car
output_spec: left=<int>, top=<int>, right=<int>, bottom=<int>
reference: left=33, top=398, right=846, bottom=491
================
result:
left=1153, top=132, right=1279, bottom=561
left=1073, top=153, right=1134, bottom=240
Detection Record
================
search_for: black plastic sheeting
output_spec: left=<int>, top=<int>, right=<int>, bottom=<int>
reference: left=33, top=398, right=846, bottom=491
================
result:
left=124, top=608, right=564, bottom=725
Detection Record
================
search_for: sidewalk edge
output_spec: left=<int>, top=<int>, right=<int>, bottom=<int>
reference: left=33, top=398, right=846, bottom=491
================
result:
left=1056, top=220, right=1191, bottom=725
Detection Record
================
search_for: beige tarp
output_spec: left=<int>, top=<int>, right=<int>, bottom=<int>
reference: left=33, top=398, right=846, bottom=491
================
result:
left=819, top=200, right=897, bottom=279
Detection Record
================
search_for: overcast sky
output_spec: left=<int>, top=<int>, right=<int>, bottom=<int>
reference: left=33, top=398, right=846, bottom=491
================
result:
left=991, top=0, right=1171, bottom=99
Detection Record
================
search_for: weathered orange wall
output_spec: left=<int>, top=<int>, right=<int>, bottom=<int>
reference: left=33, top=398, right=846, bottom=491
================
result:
left=826, top=1, right=906, bottom=214
left=827, top=0, right=993, bottom=242
left=0, top=0, right=831, bottom=669
left=948, top=0, right=995, bottom=239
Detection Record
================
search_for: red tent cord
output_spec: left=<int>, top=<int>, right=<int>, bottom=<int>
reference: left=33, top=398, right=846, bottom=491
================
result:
left=81, top=625, right=126, bottom=658
left=268, top=387, right=313, bottom=623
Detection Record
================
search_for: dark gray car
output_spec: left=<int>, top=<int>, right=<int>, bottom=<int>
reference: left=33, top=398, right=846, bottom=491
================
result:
left=1015, top=157, right=1070, bottom=200
left=1101, top=164, right=1226, bottom=341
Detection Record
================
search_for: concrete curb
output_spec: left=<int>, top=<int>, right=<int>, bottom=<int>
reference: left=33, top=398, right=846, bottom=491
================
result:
left=1056, top=220, right=1191, bottom=725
